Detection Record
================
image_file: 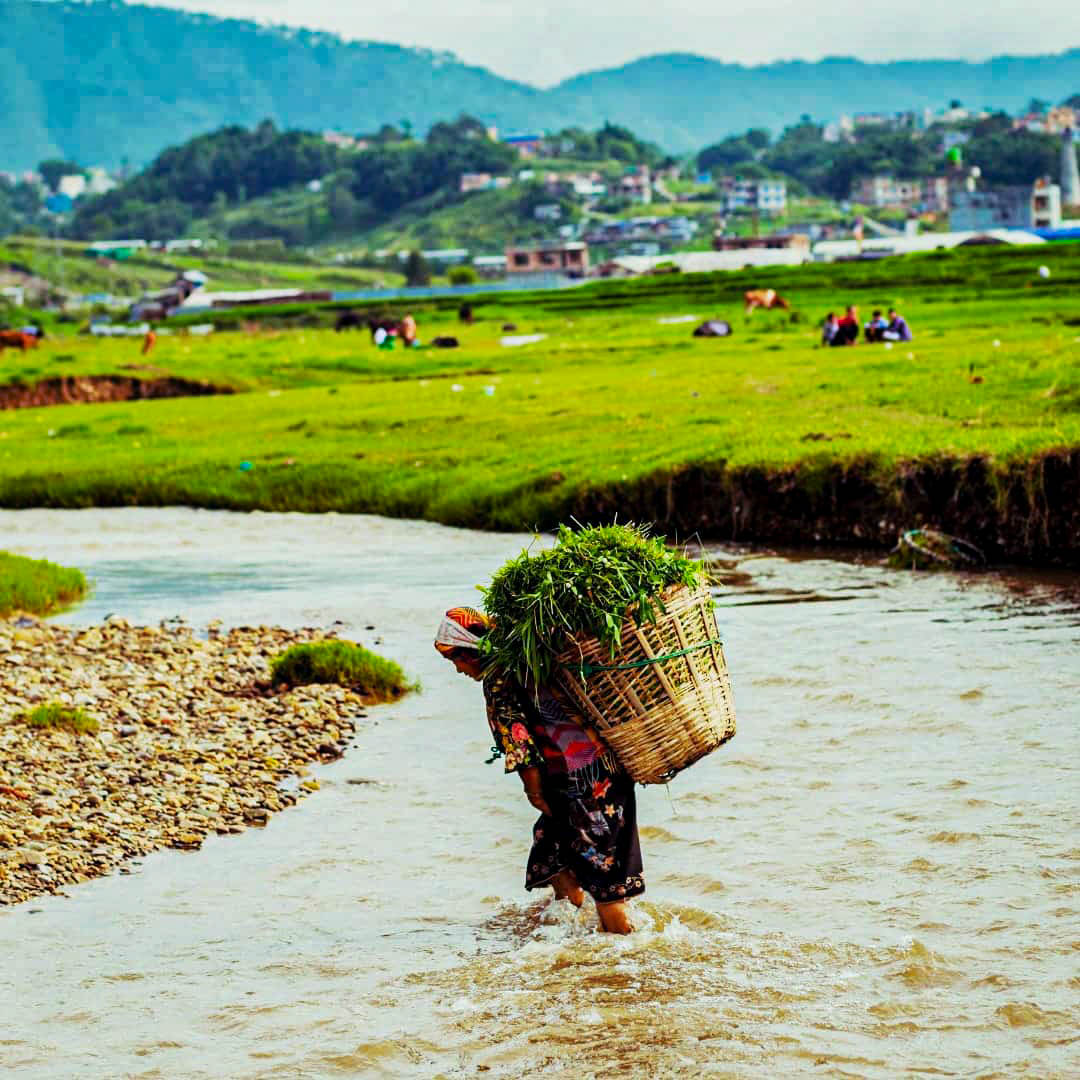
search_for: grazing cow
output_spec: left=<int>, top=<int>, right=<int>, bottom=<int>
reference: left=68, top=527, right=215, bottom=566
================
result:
left=335, top=310, right=365, bottom=332
left=744, top=289, right=790, bottom=315
left=0, top=330, right=38, bottom=352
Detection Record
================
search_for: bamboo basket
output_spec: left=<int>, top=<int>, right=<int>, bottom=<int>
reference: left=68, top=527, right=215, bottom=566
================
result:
left=555, top=584, right=735, bottom=785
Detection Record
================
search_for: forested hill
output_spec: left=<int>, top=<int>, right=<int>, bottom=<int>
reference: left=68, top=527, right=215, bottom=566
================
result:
left=0, top=0, right=557, bottom=169
left=556, top=52, right=1080, bottom=154
left=3, top=0, right=1080, bottom=169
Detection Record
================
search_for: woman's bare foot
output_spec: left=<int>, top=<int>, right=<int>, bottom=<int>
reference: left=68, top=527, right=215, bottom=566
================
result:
left=597, top=900, right=634, bottom=934
left=550, top=870, right=585, bottom=907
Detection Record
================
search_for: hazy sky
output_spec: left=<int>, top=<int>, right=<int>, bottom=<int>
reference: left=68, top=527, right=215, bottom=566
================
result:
left=152, top=0, right=1080, bottom=86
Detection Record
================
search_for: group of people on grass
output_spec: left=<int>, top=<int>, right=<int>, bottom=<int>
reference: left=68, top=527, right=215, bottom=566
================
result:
left=822, top=305, right=912, bottom=347
left=371, top=312, right=418, bottom=349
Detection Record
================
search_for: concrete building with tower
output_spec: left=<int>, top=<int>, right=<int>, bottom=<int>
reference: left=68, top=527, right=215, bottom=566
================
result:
left=1062, top=128, right=1080, bottom=209
left=950, top=180, right=1061, bottom=232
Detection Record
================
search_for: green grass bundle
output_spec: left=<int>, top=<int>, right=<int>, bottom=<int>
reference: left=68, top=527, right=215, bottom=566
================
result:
left=0, top=552, right=88, bottom=618
left=23, top=703, right=99, bottom=734
left=270, top=639, right=413, bottom=701
left=481, top=523, right=701, bottom=686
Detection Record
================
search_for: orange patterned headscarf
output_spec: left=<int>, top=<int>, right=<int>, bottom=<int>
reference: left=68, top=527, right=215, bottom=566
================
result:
left=434, top=606, right=492, bottom=659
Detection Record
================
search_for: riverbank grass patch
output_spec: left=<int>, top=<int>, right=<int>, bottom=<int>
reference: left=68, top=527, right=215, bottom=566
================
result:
left=23, top=702, right=99, bottom=735
left=271, top=640, right=414, bottom=701
left=0, top=552, right=88, bottom=617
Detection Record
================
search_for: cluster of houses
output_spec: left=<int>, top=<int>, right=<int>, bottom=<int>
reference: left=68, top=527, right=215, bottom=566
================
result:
left=459, top=163, right=657, bottom=209
left=851, top=126, right=1079, bottom=231
left=582, top=215, right=699, bottom=250
left=822, top=102, right=1078, bottom=144
left=1, top=166, right=118, bottom=201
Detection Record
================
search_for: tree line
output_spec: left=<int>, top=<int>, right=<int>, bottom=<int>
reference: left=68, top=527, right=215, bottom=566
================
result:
left=61, top=116, right=664, bottom=243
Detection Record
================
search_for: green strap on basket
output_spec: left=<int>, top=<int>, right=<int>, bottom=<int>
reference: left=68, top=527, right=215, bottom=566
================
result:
left=569, top=636, right=724, bottom=678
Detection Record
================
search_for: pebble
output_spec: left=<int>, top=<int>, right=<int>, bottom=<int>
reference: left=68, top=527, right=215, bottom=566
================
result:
left=0, top=619, right=371, bottom=906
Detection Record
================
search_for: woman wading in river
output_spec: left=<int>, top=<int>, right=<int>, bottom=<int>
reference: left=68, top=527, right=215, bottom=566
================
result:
left=436, top=607, right=643, bottom=933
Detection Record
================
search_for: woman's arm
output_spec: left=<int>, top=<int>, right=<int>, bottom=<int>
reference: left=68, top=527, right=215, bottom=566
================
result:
left=483, top=674, right=543, bottom=773
left=519, top=766, right=552, bottom=817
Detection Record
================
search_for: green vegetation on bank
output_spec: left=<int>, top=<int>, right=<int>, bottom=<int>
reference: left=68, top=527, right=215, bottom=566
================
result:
left=270, top=641, right=414, bottom=701
left=22, top=703, right=99, bottom=734
left=0, top=552, right=88, bottom=617
left=0, top=245, right=1076, bottom=562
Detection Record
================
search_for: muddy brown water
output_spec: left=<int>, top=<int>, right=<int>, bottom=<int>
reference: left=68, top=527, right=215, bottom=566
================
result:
left=2, top=509, right=1077, bottom=1079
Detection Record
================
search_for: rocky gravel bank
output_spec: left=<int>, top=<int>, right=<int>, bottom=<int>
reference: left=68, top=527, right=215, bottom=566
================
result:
left=0, top=617, right=381, bottom=906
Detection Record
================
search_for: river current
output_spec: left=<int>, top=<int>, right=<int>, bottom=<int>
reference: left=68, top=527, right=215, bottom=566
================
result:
left=2, top=508, right=1078, bottom=1078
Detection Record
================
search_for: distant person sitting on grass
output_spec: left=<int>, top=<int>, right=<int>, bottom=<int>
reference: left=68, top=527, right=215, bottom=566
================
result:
left=864, top=310, right=889, bottom=343
left=821, top=312, right=839, bottom=346
left=833, top=305, right=859, bottom=346
left=882, top=308, right=913, bottom=342
left=401, top=313, right=418, bottom=348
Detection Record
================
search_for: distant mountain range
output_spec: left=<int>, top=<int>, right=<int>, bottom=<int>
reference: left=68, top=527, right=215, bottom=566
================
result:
left=3, top=0, right=1080, bottom=170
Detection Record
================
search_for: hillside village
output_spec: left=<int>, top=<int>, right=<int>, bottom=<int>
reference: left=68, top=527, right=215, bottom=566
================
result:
left=2, top=94, right=1079, bottom=316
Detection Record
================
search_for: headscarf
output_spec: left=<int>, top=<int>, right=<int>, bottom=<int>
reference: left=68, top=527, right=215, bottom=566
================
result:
left=434, top=606, right=492, bottom=659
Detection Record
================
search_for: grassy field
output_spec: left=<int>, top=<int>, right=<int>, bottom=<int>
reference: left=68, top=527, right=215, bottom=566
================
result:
left=0, top=245, right=1077, bottom=559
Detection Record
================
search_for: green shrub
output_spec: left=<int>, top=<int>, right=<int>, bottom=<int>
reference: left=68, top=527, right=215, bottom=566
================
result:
left=448, top=266, right=478, bottom=286
left=0, top=552, right=88, bottom=617
left=270, top=639, right=413, bottom=701
left=23, top=703, right=99, bottom=734
left=481, top=523, right=702, bottom=686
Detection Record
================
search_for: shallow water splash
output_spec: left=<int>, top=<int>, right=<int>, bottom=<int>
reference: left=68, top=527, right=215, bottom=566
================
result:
left=2, top=509, right=1078, bottom=1078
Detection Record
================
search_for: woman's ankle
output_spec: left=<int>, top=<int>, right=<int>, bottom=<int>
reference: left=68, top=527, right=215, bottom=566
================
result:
left=597, top=900, right=634, bottom=934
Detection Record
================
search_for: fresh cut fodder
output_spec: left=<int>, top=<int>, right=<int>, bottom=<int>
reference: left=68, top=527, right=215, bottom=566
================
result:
left=481, top=523, right=702, bottom=687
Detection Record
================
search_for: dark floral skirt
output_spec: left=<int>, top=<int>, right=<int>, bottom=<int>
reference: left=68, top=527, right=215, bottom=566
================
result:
left=525, top=759, right=644, bottom=904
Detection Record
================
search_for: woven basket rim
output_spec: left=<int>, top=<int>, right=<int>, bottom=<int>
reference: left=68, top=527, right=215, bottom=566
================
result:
left=554, top=581, right=711, bottom=666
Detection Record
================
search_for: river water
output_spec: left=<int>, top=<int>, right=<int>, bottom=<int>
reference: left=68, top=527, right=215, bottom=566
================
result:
left=2, top=509, right=1078, bottom=1079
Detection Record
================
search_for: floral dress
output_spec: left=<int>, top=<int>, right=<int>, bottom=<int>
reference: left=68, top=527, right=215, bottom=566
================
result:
left=483, top=673, right=645, bottom=904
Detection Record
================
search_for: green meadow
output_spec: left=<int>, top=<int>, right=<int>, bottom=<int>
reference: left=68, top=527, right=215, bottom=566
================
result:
left=1, top=245, right=1077, bottom=546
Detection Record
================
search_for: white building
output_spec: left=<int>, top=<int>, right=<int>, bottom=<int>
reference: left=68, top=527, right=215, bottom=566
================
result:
left=618, top=165, right=652, bottom=205
left=823, top=115, right=855, bottom=143
left=950, top=181, right=1061, bottom=232
left=813, top=229, right=1045, bottom=260
left=595, top=247, right=810, bottom=277
left=460, top=173, right=511, bottom=194
left=85, top=167, right=117, bottom=195
left=472, top=254, right=507, bottom=277
left=852, top=176, right=923, bottom=209
left=718, top=176, right=787, bottom=214
left=941, top=130, right=971, bottom=154
left=57, top=174, right=87, bottom=199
